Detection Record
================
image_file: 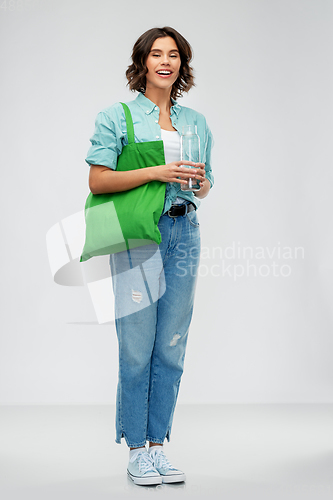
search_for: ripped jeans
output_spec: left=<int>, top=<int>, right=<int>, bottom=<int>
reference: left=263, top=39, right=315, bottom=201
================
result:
left=109, top=204, right=201, bottom=448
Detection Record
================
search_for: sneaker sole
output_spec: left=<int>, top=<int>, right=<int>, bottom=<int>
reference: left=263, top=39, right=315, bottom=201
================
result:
left=160, top=473, right=186, bottom=484
left=127, top=469, right=162, bottom=486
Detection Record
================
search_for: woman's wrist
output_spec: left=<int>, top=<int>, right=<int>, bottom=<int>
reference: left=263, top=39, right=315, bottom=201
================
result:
left=146, top=166, right=156, bottom=182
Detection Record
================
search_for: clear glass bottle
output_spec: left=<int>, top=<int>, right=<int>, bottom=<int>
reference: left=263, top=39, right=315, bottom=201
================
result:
left=180, top=125, right=201, bottom=191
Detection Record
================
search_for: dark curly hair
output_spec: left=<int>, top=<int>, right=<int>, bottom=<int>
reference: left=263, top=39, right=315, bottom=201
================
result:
left=126, top=27, right=195, bottom=100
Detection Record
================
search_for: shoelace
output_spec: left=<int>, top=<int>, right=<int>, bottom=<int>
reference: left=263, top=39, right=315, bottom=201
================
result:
left=130, top=451, right=156, bottom=474
left=151, top=449, right=175, bottom=470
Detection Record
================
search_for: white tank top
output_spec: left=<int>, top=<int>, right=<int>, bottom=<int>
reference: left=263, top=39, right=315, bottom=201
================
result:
left=161, top=129, right=186, bottom=205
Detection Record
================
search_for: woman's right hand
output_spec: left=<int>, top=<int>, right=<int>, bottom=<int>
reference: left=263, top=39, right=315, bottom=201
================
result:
left=150, top=161, right=205, bottom=185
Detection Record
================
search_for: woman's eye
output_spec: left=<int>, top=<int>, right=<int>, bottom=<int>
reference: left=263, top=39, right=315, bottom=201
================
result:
left=151, top=53, right=178, bottom=58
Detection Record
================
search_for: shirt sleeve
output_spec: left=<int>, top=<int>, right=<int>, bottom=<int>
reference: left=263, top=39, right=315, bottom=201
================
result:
left=85, top=110, right=123, bottom=170
left=204, top=124, right=215, bottom=189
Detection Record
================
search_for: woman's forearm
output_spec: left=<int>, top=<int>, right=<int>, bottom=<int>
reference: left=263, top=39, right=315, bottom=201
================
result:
left=89, top=162, right=203, bottom=195
left=89, top=165, right=155, bottom=194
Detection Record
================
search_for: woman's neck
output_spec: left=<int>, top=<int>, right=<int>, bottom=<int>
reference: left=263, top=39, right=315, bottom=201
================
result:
left=144, top=87, right=172, bottom=113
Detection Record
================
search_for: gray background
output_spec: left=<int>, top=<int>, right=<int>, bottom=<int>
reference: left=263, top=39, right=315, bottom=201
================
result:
left=0, top=0, right=332, bottom=404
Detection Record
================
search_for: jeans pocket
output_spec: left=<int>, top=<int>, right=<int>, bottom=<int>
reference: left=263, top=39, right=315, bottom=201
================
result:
left=186, top=209, right=200, bottom=228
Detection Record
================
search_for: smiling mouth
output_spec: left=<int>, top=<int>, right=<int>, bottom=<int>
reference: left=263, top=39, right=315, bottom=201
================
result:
left=156, top=70, right=173, bottom=76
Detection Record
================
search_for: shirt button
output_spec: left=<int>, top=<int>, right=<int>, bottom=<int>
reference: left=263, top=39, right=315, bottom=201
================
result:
left=156, top=135, right=159, bottom=139
left=146, top=111, right=149, bottom=114
left=155, top=120, right=158, bottom=123
left=154, top=106, right=158, bottom=110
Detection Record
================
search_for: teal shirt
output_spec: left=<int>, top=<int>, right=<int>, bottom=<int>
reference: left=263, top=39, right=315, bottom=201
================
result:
left=85, top=92, right=214, bottom=214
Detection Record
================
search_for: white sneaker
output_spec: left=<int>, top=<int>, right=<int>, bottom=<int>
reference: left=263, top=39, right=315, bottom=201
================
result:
left=149, top=446, right=186, bottom=483
left=127, top=449, right=162, bottom=486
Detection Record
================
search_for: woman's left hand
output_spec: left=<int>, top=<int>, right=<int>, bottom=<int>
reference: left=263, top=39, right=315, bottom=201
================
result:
left=191, top=163, right=211, bottom=199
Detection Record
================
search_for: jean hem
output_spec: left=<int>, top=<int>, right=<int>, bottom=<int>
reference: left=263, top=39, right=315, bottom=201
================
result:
left=115, top=435, right=147, bottom=448
left=146, top=436, right=166, bottom=445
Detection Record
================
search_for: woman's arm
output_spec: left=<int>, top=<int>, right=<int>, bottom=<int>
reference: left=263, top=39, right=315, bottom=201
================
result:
left=194, top=119, right=214, bottom=199
left=89, top=165, right=153, bottom=194
left=89, top=162, right=206, bottom=194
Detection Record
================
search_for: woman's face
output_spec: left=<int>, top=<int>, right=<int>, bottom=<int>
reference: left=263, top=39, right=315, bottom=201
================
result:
left=145, top=36, right=181, bottom=93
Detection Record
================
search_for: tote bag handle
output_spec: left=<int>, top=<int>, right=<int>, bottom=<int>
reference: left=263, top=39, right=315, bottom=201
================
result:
left=120, top=102, right=135, bottom=145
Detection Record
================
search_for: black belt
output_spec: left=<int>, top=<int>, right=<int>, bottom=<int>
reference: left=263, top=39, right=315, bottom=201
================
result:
left=165, top=202, right=196, bottom=218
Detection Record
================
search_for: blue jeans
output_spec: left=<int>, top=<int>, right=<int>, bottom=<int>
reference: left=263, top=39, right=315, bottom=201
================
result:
left=109, top=204, right=201, bottom=448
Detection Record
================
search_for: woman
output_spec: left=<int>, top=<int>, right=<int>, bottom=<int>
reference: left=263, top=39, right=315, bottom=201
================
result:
left=85, top=27, right=214, bottom=486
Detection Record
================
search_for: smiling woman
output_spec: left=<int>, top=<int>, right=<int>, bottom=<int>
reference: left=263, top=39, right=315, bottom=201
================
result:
left=145, top=38, right=181, bottom=98
left=125, top=26, right=194, bottom=100
left=84, top=26, right=214, bottom=486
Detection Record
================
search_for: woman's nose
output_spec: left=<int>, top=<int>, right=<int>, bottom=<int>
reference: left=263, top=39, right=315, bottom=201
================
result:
left=161, top=54, right=170, bottom=64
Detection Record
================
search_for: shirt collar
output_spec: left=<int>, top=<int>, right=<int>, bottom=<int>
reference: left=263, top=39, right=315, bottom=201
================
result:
left=170, top=97, right=181, bottom=116
left=135, top=92, right=181, bottom=116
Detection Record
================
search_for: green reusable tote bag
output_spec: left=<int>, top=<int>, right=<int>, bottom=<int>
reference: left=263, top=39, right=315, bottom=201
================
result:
left=80, top=102, right=166, bottom=262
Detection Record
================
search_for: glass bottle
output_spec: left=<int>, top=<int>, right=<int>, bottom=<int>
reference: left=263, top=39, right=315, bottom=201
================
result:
left=180, top=125, right=201, bottom=191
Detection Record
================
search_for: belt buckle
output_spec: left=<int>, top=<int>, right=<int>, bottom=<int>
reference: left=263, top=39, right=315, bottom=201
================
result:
left=167, top=208, right=177, bottom=218
left=167, top=204, right=186, bottom=218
